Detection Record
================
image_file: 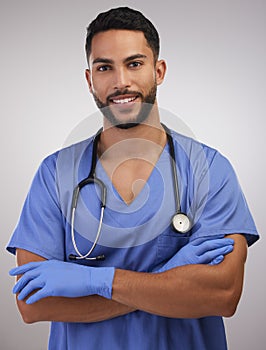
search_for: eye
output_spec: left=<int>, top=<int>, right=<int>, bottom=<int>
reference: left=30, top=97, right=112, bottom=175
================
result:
left=128, top=61, right=142, bottom=69
left=97, top=65, right=111, bottom=72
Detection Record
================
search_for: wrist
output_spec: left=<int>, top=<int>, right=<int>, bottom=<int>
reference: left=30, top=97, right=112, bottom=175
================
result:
left=90, top=267, right=115, bottom=299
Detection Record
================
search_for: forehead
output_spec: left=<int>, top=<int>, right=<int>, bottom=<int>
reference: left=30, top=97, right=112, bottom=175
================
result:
left=89, top=29, right=153, bottom=62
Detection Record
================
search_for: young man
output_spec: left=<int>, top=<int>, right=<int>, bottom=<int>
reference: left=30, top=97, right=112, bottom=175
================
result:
left=8, top=7, right=259, bottom=350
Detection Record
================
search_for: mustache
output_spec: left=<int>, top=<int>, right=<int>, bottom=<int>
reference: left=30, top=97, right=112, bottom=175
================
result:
left=107, top=90, right=143, bottom=101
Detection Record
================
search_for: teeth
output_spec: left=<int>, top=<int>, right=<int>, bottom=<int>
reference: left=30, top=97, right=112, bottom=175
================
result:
left=112, top=97, right=136, bottom=104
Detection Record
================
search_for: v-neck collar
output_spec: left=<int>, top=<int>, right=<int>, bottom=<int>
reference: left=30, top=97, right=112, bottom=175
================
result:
left=95, top=142, right=170, bottom=211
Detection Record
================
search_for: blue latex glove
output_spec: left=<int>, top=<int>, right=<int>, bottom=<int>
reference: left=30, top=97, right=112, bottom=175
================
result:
left=9, top=260, right=115, bottom=304
left=155, top=236, right=234, bottom=273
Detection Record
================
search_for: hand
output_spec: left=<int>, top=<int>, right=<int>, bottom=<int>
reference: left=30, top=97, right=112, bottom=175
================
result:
left=155, top=235, right=234, bottom=273
left=9, top=260, right=115, bottom=304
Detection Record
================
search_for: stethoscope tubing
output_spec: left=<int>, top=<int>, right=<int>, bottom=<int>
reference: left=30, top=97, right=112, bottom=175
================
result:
left=69, top=124, right=191, bottom=261
left=162, top=124, right=181, bottom=214
left=70, top=205, right=105, bottom=260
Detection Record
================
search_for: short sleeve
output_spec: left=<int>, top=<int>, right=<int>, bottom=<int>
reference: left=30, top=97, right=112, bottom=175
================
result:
left=6, top=154, right=66, bottom=260
left=190, top=151, right=259, bottom=246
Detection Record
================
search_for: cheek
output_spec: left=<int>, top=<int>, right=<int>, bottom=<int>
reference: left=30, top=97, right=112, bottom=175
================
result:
left=142, top=69, right=157, bottom=87
left=91, top=75, right=111, bottom=96
left=90, top=81, right=104, bottom=98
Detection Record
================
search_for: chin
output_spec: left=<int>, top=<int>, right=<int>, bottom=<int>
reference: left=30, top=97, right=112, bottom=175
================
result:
left=115, top=122, right=140, bottom=129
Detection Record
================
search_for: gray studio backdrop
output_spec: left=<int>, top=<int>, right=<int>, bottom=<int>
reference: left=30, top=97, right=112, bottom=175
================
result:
left=1, top=0, right=265, bottom=349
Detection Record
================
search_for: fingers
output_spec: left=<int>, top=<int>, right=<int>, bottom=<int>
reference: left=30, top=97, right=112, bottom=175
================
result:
left=201, top=244, right=234, bottom=263
left=17, top=278, right=45, bottom=301
left=195, top=238, right=234, bottom=256
left=12, top=269, right=41, bottom=294
left=191, top=234, right=225, bottom=246
left=12, top=269, right=45, bottom=302
left=25, top=288, right=49, bottom=304
left=9, top=262, right=42, bottom=276
left=209, top=255, right=224, bottom=265
left=10, top=262, right=46, bottom=302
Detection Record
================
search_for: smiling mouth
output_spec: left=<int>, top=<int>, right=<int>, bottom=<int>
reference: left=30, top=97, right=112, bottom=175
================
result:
left=109, top=95, right=139, bottom=105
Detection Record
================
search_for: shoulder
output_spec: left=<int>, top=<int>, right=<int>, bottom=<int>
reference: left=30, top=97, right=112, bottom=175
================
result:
left=170, top=129, right=233, bottom=168
left=170, top=129, right=217, bottom=159
left=169, top=129, right=232, bottom=176
left=40, top=136, right=94, bottom=173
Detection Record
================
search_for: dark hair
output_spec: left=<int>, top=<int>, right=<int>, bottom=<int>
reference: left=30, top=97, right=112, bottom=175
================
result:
left=85, top=7, right=160, bottom=63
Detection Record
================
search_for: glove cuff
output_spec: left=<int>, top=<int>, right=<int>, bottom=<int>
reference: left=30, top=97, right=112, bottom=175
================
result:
left=90, top=267, right=115, bottom=299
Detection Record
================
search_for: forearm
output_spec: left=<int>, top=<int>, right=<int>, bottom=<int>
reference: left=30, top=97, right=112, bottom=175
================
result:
left=17, top=294, right=135, bottom=324
left=113, top=265, right=234, bottom=318
left=112, top=234, right=247, bottom=318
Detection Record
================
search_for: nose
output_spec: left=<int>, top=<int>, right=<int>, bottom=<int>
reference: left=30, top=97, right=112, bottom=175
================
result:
left=113, top=67, right=130, bottom=90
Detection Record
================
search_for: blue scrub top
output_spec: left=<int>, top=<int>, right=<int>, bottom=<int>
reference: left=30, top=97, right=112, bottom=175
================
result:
left=7, top=128, right=259, bottom=350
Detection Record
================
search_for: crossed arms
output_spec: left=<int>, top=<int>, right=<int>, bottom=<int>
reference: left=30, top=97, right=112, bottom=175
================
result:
left=11, top=233, right=247, bottom=324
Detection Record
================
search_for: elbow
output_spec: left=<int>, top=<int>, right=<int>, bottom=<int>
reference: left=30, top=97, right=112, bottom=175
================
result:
left=221, top=298, right=238, bottom=318
left=17, top=299, right=39, bottom=324
left=218, top=268, right=245, bottom=317
left=220, top=285, right=242, bottom=318
left=22, top=315, right=36, bottom=324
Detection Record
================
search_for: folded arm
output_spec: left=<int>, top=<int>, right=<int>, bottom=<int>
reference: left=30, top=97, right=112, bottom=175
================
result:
left=15, top=249, right=135, bottom=324
left=112, top=234, right=247, bottom=318
left=12, top=234, right=246, bottom=323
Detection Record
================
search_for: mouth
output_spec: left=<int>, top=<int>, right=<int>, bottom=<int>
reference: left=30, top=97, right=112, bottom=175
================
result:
left=109, top=94, right=140, bottom=106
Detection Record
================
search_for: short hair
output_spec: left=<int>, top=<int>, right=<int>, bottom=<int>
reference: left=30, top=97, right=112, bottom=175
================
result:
left=85, top=7, right=160, bottom=63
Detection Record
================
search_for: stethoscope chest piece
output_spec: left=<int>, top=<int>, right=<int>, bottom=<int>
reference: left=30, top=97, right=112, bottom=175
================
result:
left=172, top=212, right=191, bottom=233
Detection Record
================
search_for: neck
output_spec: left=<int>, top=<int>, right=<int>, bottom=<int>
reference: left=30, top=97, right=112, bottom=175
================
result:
left=99, top=103, right=166, bottom=157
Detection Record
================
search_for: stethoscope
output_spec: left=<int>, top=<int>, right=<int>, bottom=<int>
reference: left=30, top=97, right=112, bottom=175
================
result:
left=68, top=124, right=192, bottom=261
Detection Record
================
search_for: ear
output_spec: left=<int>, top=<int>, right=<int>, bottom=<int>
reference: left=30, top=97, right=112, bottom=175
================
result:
left=155, top=59, right=167, bottom=86
left=85, top=69, right=93, bottom=93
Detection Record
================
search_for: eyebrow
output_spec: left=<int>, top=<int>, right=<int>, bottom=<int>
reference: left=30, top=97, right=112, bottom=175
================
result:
left=124, top=54, right=147, bottom=63
left=92, top=54, right=147, bottom=66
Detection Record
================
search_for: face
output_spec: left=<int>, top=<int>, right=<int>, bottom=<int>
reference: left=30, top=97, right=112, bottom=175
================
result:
left=86, top=29, right=166, bottom=129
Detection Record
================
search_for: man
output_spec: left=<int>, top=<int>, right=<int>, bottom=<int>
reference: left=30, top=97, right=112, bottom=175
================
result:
left=8, top=7, right=259, bottom=350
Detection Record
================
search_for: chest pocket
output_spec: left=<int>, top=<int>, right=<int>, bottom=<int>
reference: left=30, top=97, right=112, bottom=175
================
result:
left=154, top=227, right=190, bottom=270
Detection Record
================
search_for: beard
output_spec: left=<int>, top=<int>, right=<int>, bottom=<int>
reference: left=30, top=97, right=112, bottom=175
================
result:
left=92, top=82, right=157, bottom=129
